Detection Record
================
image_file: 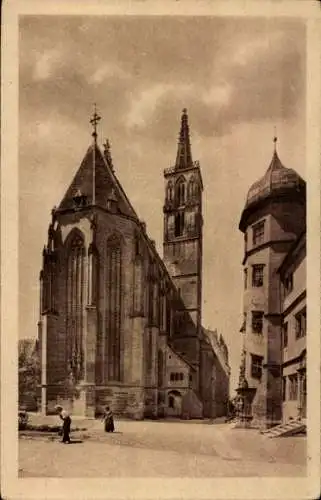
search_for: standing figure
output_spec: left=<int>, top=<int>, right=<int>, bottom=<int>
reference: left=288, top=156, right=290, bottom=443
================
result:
left=55, top=405, right=72, bottom=443
left=102, top=406, right=115, bottom=433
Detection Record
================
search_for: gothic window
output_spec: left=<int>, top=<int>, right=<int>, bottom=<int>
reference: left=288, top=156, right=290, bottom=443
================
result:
left=175, top=177, right=186, bottom=206
left=65, top=230, right=85, bottom=383
left=105, top=235, right=122, bottom=382
left=148, top=279, right=154, bottom=325
left=166, top=296, right=172, bottom=335
left=159, top=288, right=165, bottom=330
left=187, top=176, right=198, bottom=200
left=133, top=260, right=143, bottom=315
left=175, top=212, right=185, bottom=237
left=88, top=245, right=99, bottom=306
left=167, top=181, right=174, bottom=202
left=152, top=282, right=159, bottom=326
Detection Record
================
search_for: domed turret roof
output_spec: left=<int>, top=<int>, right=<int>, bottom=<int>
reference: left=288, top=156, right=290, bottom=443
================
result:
left=239, top=144, right=306, bottom=232
left=245, top=150, right=305, bottom=208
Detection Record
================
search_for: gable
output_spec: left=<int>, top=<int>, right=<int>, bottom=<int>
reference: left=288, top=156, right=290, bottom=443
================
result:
left=58, top=144, right=138, bottom=219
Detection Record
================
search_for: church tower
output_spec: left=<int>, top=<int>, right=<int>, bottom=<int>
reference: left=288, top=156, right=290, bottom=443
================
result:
left=163, top=109, right=203, bottom=370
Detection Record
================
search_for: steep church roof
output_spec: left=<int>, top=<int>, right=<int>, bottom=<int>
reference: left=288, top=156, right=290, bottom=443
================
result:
left=57, top=142, right=138, bottom=219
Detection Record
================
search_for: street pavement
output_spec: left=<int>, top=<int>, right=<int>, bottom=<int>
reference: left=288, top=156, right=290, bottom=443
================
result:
left=19, top=418, right=307, bottom=478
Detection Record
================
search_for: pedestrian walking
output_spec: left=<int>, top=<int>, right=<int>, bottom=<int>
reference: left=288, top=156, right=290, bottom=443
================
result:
left=102, top=406, right=115, bottom=433
left=55, top=405, right=72, bottom=443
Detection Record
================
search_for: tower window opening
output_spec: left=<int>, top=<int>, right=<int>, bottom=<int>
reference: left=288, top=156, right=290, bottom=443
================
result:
left=175, top=179, right=186, bottom=206
left=174, top=212, right=185, bottom=237
left=167, top=181, right=174, bottom=202
left=252, top=221, right=265, bottom=246
left=252, top=311, right=263, bottom=334
left=252, top=264, right=264, bottom=287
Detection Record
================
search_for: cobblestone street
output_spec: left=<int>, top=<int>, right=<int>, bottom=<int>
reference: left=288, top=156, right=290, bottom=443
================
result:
left=19, top=419, right=307, bottom=478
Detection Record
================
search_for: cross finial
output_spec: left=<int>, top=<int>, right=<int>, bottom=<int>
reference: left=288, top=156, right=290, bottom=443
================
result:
left=90, top=103, right=101, bottom=143
left=273, top=126, right=278, bottom=152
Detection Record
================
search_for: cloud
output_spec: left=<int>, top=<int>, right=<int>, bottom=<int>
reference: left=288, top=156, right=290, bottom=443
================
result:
left=32, top=49, right=62, bottom=81
left=19, top=16, right=305, bottom=149
left=88, top=63, right=129, bottom=84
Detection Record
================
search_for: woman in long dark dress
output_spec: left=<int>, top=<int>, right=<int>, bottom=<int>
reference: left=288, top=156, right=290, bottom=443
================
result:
left=55, top=405, right=72, bottom=443
left=102, top=406, right=114, bottom=433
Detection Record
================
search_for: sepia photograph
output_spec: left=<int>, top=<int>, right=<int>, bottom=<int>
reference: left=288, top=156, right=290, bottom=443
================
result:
left=2, top=1, right=321, bottom=499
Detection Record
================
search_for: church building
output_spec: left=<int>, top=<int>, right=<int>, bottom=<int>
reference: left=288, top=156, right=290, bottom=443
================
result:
left=237, top=139, right=306, bottom=429
left=37, top=108, right=230, bottom=419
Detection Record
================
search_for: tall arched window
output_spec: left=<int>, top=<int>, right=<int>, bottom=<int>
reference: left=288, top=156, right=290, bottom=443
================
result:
left=167, top=181, right=174, bottom=202
left=133, top=259, right=143, bottom=315
left=175, top=212, right=185, bottom=237
left=175, top=177, right=186, bottom=206
left=105, top=235, right=122, bottom=381
left=88, top=244, right=99, bottom=306
left=187, top=176, right=199, bottom=200
left=65, top=230, right=85, bottom=383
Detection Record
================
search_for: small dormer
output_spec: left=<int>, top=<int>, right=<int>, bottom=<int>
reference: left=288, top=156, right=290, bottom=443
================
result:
left=106, top=188, right=118, bottom=212
left=73, top=189, right=87, bottom=209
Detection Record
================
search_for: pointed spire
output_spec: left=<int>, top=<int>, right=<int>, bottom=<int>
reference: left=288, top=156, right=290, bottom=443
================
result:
left=175, top=108, right=193, bottom=169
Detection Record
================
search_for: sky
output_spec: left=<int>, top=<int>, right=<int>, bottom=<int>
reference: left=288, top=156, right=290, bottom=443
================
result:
left=19, top=15, right=306, bottom=393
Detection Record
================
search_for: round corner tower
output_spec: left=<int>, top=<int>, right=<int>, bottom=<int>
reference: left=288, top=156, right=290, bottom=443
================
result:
left=239, top=143, right=306, bottom=428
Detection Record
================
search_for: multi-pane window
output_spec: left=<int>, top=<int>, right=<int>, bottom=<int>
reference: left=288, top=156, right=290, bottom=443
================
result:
left=252, top=311, right=264, bottom=334
left=252, top=264, right=264, bottom=287
left=282, top=322, right=288, bottom=348
left=252, top=221, right=265, bottom=246
left=251, top=354, right=263, bottom=379
left=295, top=309, right=306, bottom=339
left=288, top=374, right=298, bottom=400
